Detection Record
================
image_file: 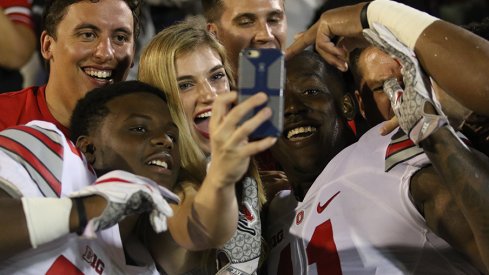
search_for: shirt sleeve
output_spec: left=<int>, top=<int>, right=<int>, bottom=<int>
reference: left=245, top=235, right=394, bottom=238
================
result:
left=1, top=0, right=34, bottom=29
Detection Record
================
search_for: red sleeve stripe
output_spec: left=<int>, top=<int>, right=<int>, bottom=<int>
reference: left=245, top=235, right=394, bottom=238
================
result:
left=384, top=133, right=424, bottom=172
left=385, top=138, right=414, bottom=158
left=4, top=7, right=34, bottom=29
left=96, top=177, right=132, bottom=185
left=0, top=0, right=32, bottom=8
left=0, top=136, right=61, bottom=197
left=28, top=124, right=83, bottom=161
left=0, top=126, right=66, bottom=197
left=16, top=125, right=64, bottom=158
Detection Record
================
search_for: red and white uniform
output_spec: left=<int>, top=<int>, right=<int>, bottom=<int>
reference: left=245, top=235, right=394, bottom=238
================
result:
left=266, top=124, right=479, bottom=275
left=0, top=0, right=35, bottom=92
left=0, top=86, right=69, bottom=136
left=0, top=121, right=157, bottom=274
left=1, top=0, right=34, bottom=29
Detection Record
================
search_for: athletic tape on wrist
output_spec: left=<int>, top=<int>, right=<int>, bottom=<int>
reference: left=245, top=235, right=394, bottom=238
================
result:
left=22, top=197, right=72, bottom=248
left=367, top=0, right=438, bottom=49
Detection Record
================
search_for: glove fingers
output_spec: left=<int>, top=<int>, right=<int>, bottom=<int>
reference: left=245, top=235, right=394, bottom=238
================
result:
left=149, top=210, right=168, bottom=233
left=147, top=189, right=174, bottom=217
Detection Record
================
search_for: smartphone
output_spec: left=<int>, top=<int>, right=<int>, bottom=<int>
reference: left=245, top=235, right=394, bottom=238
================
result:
left=238, top=48, right=285, bottom=140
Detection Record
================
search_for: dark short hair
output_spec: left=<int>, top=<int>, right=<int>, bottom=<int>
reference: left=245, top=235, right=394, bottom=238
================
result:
left=42, top=0, right=141, bottom=39
left=348, top=47, right=366, bottom=92
left=70, top=80, right=167, bottom=142
left=201, top=0, right=285, bottom=22
left=201, top=0, right=224, bottom=22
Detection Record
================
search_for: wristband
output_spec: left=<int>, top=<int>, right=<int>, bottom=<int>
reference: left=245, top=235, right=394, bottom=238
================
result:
left=360, top=2, right=371, bottom=29
left=22, top=197, right=72, bottom=248
left=73, top=197, right=87, bottom=236
left=367, top=0, right=437, bottom=49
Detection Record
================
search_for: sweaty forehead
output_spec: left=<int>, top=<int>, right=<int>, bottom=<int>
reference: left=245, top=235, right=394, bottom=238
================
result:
left=358, top=47, right=399, bottom=90
left=287, top=55, right=323, bottom=78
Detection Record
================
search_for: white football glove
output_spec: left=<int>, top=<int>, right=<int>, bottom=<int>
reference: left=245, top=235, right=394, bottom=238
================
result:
left=363, top=23, right=449, bottom=144
left=70, top=170, right=179, bottom=238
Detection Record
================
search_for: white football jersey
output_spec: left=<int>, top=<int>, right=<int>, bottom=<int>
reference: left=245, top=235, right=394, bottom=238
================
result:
left=0, top=121, right=157, bottom=274
left=266, top=125, right=479, bottom=275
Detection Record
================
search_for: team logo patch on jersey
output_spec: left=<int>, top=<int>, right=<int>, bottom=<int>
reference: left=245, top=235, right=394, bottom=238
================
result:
left=317, top=191, right=340, bottom=214
left=241, top=201, right=257, bottom=225
left=82, top=246, right=105, bottom=274
left=296, top=210, right=304, bottom=225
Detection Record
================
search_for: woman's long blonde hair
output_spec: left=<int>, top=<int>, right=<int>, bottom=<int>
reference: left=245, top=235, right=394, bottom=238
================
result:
left=138, top=17, right=265, bottom=205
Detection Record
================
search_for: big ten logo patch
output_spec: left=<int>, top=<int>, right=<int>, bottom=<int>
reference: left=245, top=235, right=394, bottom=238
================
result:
left=82, top=246, right=105, bottom=274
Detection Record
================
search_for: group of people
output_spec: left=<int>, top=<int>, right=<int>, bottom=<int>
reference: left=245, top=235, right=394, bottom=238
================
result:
left=0, top=0, right=488, bottom=274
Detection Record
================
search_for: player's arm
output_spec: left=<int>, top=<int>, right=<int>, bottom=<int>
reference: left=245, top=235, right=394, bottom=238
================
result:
left=288, top=0, right=489, bottom=116
left=167, top=92, right=276, bottom=251
left=0, top=7, right=36, bottom=69
left=414, top=127, right=489, bottom=272
left=0, top=186, right=106, bottom=261
left=0, top=169, right=176, bottom=261
left=414, top=21, right=489, bottom=116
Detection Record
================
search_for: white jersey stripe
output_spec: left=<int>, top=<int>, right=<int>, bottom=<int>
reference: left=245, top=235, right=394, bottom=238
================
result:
left=0, top=126, right=65, bottom=197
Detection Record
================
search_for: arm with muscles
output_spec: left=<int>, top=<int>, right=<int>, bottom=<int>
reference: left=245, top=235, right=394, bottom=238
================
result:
left=378, top=29, right=489, bottom=271
left=168, top=92, right=277, bottom=251
left=0, top=180, right=105, bottom=261
left=287, top=0, right=489, bottom=116
left=417, top=126, right=489, bottom=272
left=0, top=8, right=36, bottom=69
left=0, top=170, right=175, bottom=261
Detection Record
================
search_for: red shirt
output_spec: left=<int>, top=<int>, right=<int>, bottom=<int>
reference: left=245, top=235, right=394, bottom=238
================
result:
left=0, top=86, right=70, bottom=136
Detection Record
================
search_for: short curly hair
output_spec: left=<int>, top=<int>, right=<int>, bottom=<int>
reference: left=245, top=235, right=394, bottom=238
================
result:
left=43, top=0, right=141, bottom=39
left=201, top=0, right=284, bottom=23
left=70, top=80, right=166, bottom=143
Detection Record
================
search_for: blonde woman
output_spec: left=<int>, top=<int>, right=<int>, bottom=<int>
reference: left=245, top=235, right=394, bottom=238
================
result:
left=139, top=19, right=267, bottom=274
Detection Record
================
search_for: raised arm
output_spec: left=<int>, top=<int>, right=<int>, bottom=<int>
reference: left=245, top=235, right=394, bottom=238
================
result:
left=168, top=92, right=277, bottom=250
left=414, top=20, right=489, bottom=116
left=0, top=7, right=36, bottom=69
left=288, top=0, right=489, bottom=116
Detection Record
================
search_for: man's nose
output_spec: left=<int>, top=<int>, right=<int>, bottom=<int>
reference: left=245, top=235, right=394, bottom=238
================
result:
left=94, top=37, right=115, bottom=62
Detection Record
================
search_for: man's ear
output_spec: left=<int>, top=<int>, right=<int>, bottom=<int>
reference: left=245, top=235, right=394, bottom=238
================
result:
left=76, top=136, right=96, bottom=165
left=342, top=93, right=358, bottom=121
left=40, top=31, right=53, bottom=60
left=354, top=90, right=366, bottom=119
left=207, top=22, right=218, bottom=37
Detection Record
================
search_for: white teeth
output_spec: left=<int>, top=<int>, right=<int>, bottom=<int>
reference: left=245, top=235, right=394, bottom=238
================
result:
left=85, top=69, right=112, bottom=79
left=197, top=111, right=211, bottom=119
left=147, top=159, right=168, bottom=169
left=287, top=126, right=317, bottom=140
